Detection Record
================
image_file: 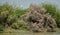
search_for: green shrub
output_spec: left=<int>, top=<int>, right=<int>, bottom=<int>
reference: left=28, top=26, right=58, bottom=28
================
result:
left=11, top=19, right=27, bottom=30
left=0, top=3, right=29, bottom=31
left=0, top=24, right=4, bottom=31
left=11, top=23, right=20, bottom=29
left=15, top=8, right=28, bottom=16
left=42, top=4, right=60, bottom=28
left=0, top=3, right=15, bottom=26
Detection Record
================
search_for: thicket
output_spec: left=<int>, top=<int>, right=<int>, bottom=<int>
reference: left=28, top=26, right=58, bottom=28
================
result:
left=42, top=4, right=60, bottom=28
left=0, top=3, right=60, bottom=32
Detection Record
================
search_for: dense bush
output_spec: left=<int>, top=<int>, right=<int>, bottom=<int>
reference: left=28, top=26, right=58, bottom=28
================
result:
left=42, top=4, right=60, bottom=28
left=0, top=3, right=60, bottom=32
left=0, top=24, right=4, bottom=31
left=11, top=19, right=27, bottom=30
left=0, top=3, right=28, bottom=31
left=0, top=3, right=15, bottom=26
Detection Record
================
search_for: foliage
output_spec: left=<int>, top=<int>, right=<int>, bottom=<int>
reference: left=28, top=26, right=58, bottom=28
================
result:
left=42, top=4, right=60, bottom=28
left=0, top=3, right=60, bottom=32
left=0, top=3, right=28, bottom=31
left=0, top=24, right=4, bottom=31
